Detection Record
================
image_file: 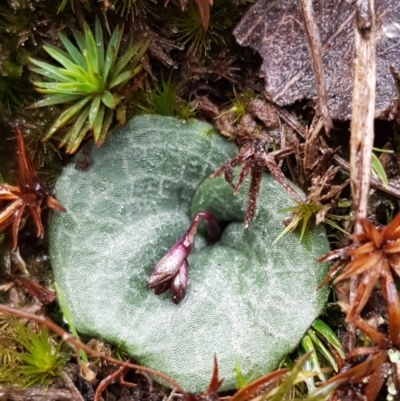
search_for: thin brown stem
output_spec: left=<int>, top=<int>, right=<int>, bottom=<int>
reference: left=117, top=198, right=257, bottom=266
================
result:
left=298, top=0, right=332, bottom=134
left=0, top=305, right=185, bottom=393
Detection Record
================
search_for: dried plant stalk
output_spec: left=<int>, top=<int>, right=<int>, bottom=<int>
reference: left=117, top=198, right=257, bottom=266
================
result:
left=350, top=0, right=376, bottom=233
left=348, top=0, right=376, bottom=352
left=299, top=0, right=332, bottom=134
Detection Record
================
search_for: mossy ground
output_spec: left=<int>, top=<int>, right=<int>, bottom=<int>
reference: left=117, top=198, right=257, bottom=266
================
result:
left=0, top=1, right=398, bottom=400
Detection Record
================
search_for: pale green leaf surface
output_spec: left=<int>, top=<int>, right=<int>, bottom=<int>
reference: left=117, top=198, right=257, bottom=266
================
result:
left=46, top=96, right=91, bottom=136
left=97, top=108, right=114, bottom=146
left=57, top=69, right=92, bottom=82
left=108, top=70, right=133, bottom=89
left=29, top=60, right=72, bottom=83
left=83, top=23, right=99, bottom=76
left=71, top=27, right=86, bottom=54
left=34, top=81, right=97, bottom=94
left=104, top=28, right=122, bottom=82
left=30, top=94, right=82, bottom=108
left=311, top=320, right=345, bottom=359
left=101, top=90, right=117, bottom=109
left=112, top=44, right=143, bottom=77
left=89, top=95, right=101, bottom=128
left=129, top=40, right=151, bottom=67
left=59, top=34, right=86, bottom=68
left=95, top=19, right=105, bottom=74
left=59, top=105, right=90, bottom=149
left=43, top=45, right=80, bottom=72
left=49, top=115, right=329, bottom=393
left=92, top=103, right=106, bottom=141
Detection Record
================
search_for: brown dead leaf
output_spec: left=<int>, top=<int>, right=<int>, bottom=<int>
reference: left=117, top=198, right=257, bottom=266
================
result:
left=234, top=0, right=400, bottom=120
left=195, top=0, right=212, bottom=31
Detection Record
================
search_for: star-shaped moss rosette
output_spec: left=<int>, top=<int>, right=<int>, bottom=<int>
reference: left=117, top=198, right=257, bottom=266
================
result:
left=49, top=115, right=330, bottom=392
left=29, top=19, right=149, bottom=154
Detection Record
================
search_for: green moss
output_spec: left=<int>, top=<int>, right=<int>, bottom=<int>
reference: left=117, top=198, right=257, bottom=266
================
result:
left=0, top=319, right=68, bottom=389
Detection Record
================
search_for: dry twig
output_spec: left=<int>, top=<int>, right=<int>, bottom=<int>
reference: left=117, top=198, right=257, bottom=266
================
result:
left=348, top=0, right=376, bottom=352
left=298, top=0, right=332, bottom=133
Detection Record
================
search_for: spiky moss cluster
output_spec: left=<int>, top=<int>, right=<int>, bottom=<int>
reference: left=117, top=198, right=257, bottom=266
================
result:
left=30, top=18, right=150, bottom=154
left=0, top=319, right=68, bottom=388
left=131, top=73, right=196, bottom=119
left=169, top=0, right=241, bottom=55
left=49, top=115, right=330, bottom=392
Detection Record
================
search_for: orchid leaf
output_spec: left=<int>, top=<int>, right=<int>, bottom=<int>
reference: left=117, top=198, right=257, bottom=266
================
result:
left=50, top=115, right=330, bottom=392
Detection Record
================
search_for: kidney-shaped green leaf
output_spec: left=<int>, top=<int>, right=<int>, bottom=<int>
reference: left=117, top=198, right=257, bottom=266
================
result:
left=49, top=115, right=330, bottom=393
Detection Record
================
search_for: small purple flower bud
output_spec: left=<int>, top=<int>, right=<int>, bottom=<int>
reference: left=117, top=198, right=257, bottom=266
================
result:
left=147, top=238, right=191, bottom=290
left=171, top=260, right=189, bottom=304
left=152, top=280, right=170, bottom=296
left=147, top=212, right=220, bottom=304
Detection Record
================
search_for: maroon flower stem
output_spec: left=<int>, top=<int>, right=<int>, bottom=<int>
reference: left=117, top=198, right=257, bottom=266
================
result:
left=147, top=212, right=220, bottom=304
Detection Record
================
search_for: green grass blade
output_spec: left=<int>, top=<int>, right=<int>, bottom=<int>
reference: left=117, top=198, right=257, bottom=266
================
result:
left=83, top=22, right=99, bottom=76
left=324, top=217, right=351, bottom=236
left=59, top=105, right=90, bottom=152
left=95, top=18, right=105, bottom=75
left=92, top=102, right=105, bottom=142
left=108, top=70, right=134, bottom=89
left=371, top=152, right=388, bottom=186
left=88, top=95, right=101, bottom=129
left=125, top=39, right=151, bottom=70
left=307, top=329, right=338, bottom=372
left=29, top=59, right=72, bottom=82
left=291, top=380, right=344, bottom=401
left=101, top=90, right=118, bottom=109
left=30, top=67, right=72, bottom=83
left=312, top=319, right=345, bottom=359
left=30, top=93, right=83, bottom=107
left=111, top=40, right=148, bottom=78
left=83, top=50, right=104, bottom=89
left=301, top=335, right=326, bottom=382
left=273, top=216, right=301, bottom=245
left=299, top=214, right=310, bottom=243
left=45, top=96, right=91, bottom=137
left=269, top=352, right=313, bottom=401
left=96, top=107, right=114, bottom=147
left=34, top=81, right=98, bottom=94
left=111, top=45, right=138, bottom=78
left=103, top=45, right=116, bottom=84
left=71, top=26, right=86, bottom=54
left=68, top=121, right=90, bottom=154
left=58, top=68, right=91, bottom=82
left=43, top=45, right=81, bottom=72
left=104, top=27, right=122, bottom=82
left=59, top=33, right=86, bottom=68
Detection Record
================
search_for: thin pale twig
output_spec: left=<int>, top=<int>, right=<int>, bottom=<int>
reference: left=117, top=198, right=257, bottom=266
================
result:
left=299, top=0, right=332, bottom=134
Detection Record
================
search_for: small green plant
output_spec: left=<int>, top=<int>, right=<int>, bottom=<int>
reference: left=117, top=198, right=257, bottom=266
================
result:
left=29, top=18, right=150, bottom=153
left=171, top=0, right=236, bottom=55
left=135, top=74, right=196, bottom=119
left=57, top=0, right=74, bottom=13
left=218, top=88, right=255, bottom=123
left=234, top=361, right=256, bottom=389
left=274, top=200, right=350, bottom=244
left=300, top=319, right=345, bottom=391
left=0, top=319, right=68, bottom=388
left=263, top=353, right=342, bottom=400
left=150, top=74, right=180, bottom=116
left=371, top=146, right=393, bottom=187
